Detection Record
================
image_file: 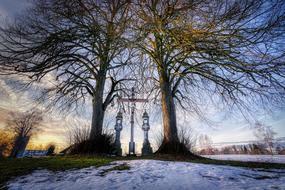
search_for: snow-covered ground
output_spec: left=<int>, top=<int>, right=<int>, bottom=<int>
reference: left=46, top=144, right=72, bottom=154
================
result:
left=7, top=160, right=285, bottom=190
left=204, top=154, right=285, bottom=164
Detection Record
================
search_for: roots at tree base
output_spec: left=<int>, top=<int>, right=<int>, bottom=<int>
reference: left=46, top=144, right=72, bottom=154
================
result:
left=155, top=140, right=201, bottom=159
left=67, top=135, right=201, bottom=159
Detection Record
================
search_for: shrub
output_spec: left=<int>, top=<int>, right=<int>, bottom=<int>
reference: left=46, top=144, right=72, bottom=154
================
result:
left=46, top=144, right=56, bottom=156
left=65, top=121, right=116, bottom=155
left=69, top=133, right=115, bottom=155
left=0, top=130, right=14, bottom=157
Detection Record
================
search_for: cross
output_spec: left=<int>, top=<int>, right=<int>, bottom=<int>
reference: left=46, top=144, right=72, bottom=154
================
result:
left=118, top=87, right=148, bottom=155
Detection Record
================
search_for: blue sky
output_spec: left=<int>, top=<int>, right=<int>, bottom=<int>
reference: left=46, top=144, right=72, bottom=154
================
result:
left=0, top=0, right=30, bottom=20
left=0, top=0, right=284, bottom=153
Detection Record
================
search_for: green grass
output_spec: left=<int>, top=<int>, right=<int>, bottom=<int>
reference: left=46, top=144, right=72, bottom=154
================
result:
left=100, top=163, right=130, bottom=176
left=0, top=155, right=114, bottom=189
left=1, top=154, right=285, bottom=189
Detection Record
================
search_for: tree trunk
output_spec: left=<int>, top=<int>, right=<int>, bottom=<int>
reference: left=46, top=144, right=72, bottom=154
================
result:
left=156, top=68, right=183, bottom=154
left=89, top=73, right=106, bottom=140
left=160, top=73, right=179, bottom=143
left=156, top=67, right=199, bottom=157
left=10, top=136, right=30, bottom=158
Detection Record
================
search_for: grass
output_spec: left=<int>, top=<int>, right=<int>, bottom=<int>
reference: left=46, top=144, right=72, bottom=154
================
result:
left=0, top=155, right=114, bottom=189
left=100, top=163, right=130, bottom=176
left=1, top=154, right=285, bottom=189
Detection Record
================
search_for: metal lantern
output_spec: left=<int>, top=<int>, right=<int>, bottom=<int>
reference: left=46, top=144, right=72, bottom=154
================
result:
left=115, top=111, right=123, bottom=131
left=142, top=111, right=150, bottom=131
left=141, top=110, right=153, bottom=155
left=142, top=110, right=150, bottom=144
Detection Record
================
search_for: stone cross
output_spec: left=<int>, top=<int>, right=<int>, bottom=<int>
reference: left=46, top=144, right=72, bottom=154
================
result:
left=118, top=87, right=148, bottom=156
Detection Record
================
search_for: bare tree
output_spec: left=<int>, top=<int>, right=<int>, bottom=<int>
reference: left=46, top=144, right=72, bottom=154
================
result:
left=133, top=0, right=285, bottom=154
left=253, top=122, right=276, bottom=154
left=0, top=0, right=132, bottom=141
left=198, top=134, right=214, bottom=155
left=6, top=109, right=43, bottom=158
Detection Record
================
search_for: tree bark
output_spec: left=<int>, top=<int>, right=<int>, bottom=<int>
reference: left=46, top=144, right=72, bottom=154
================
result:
left=10, top=136, right=30, bottom=158
left=89, top=72, right=106, bottom=140
left=159, top=69, right=179, bottom=144
left=156, top=67, right=199, bottom=156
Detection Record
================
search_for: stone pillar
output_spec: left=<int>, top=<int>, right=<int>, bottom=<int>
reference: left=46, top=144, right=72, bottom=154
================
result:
left=115, top=130, right=122, bottom=156
left=129, top=87, right=136, bottom=156
left=142, top=131, right=152, bottom=156
left=141, top=111, right=153, bottom=156
left=114, top=111, right=123, bottom=156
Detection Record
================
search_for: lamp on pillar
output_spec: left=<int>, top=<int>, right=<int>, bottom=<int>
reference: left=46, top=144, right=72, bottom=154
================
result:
left=141, top=110, right=153, bottom=156
left=114, top=111, right=123, bottom=156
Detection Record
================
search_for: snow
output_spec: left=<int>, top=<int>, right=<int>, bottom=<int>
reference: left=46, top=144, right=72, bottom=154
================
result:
left=7, top=160, right=285, bottom=190
left=203, top=154, right=285, bottom=164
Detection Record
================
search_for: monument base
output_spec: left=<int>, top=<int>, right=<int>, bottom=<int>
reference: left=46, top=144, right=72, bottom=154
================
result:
left=141, top=141, right=153, bottom=156
left=126, top=153, right=137, bottom=157
left=128, top=142, right=136, bottom=156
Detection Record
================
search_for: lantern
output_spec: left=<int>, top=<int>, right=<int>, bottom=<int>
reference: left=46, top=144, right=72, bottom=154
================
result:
left=115, top=111, right=123, bottom=131
left=141, top=110, right=153, bottom=155
left=142, top=111, right=150, bottom=131
left=142, top=111, right=150, bottom=143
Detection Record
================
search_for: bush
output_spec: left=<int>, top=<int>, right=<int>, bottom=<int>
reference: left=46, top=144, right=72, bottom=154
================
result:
left=278, top=149, right=285, bottom=155
left=64, top=121, right=116, bottom=155
left=0, top=130, right=14, bottom=158
left=68, top=133, right=115, bottom=155
left=46, top=144, right=56, bottom=156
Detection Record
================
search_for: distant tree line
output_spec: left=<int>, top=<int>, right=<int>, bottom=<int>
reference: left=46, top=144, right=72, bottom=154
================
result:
left=197, top=143, right=285, bottom=155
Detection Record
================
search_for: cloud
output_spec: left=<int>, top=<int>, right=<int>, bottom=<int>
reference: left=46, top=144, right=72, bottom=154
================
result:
left=0, top=75, right=69, bottom=147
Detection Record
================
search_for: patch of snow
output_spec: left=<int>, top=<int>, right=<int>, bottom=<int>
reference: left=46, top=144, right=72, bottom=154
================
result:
left=7, top=160, right=285, bottom=190
left=203, top=154, right=285, bottom=164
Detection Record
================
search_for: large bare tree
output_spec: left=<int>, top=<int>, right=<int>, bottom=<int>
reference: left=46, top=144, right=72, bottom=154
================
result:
left=133, top=0, right=285, bottom=154
left=7, top=109, right=43, bottom=158
left=0, top=0, right=131, bottom=140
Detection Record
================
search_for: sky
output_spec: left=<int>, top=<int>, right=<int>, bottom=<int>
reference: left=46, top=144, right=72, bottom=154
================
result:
left=0, top=0, right=284, bottom=154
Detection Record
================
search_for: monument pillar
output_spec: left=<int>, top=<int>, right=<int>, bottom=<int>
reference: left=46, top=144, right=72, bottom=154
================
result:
left=141, top=111, right=153, bottom=155
left=114, top=111, right=123, bottom=156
